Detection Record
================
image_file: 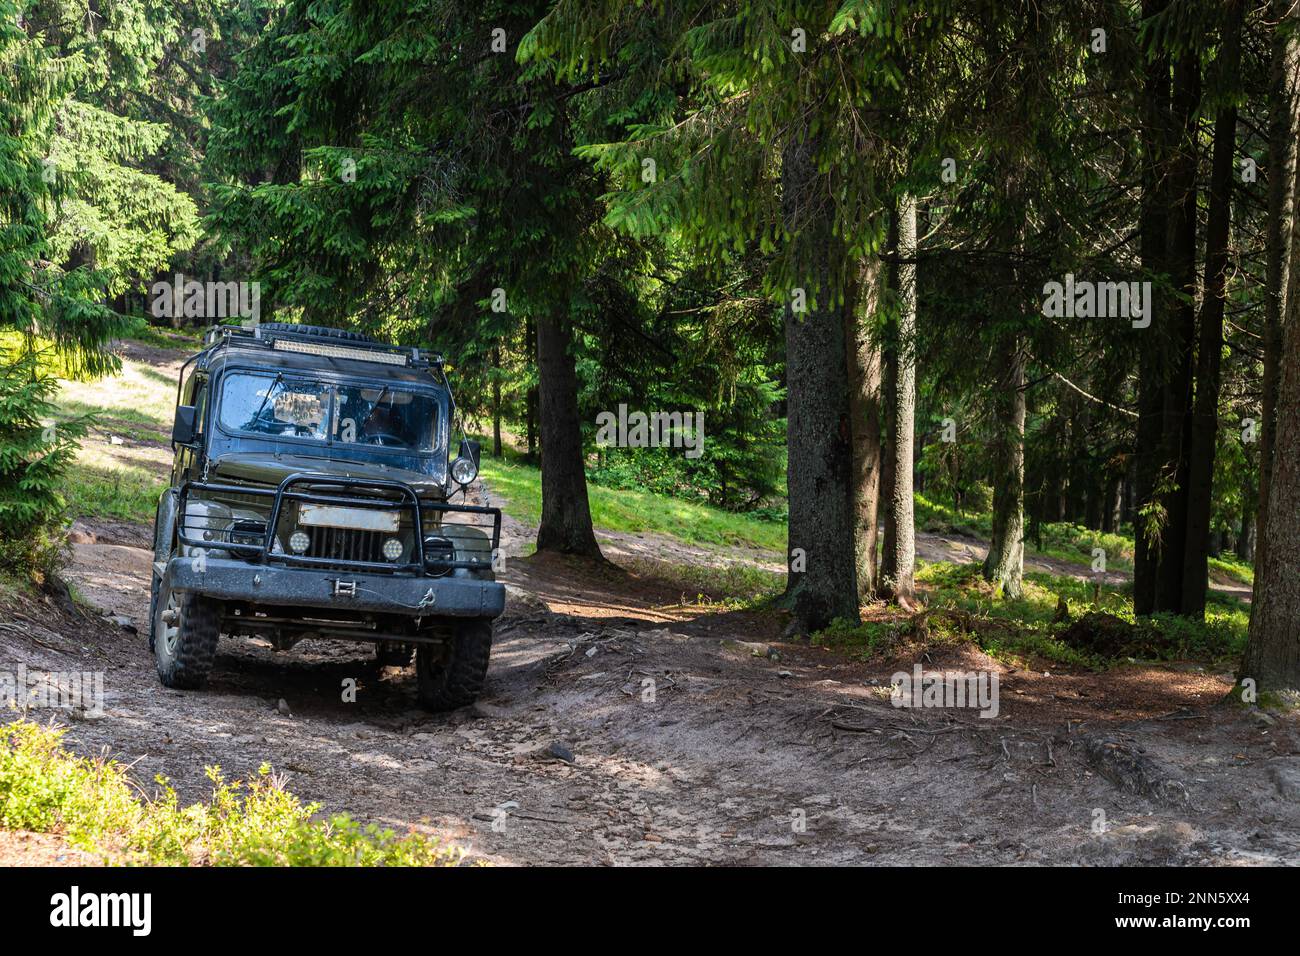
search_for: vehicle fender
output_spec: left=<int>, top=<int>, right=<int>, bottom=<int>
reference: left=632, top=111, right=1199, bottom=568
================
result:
left=154, top=488, right=179, bottom=564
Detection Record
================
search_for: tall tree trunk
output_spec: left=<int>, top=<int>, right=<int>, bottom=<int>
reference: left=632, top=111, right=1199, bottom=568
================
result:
left=982, top=112, right=1028, bottom=599
left=1244, top=8, right=1300, bottom=693
left=879, top=196, right=917, bottom=608
left=1136, top=25, right=1200, bottom=616
left=780, top=136, right=859, bottom=632
left=1154, top=52, right=1200, bottom=614
left=1102, top=474, right=1122, bottom=535
left=524, top=316, right=538, bottom=464
left=1257, top=0, right=1300, bottom=583
left=983, top=341, right=1026, bottom=598
left=1236, top=507, right=1256, bottom=563
left=879, top=345, right=896, bottom=571
left=846, top=257, right=884, bottom=601
left=1134, top=0, right=1172, bottom=615
left=535, top=312, right=601, bottom=557
left=1182, top=0, right=1243, bottom=618
left=1067, top=400, right=1091, bottom=526
left=491, top=344, right=503, bottom=458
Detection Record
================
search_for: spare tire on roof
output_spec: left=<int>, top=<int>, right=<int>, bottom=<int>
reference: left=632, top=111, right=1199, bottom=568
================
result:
left=258, top=322, right=377, bottom=344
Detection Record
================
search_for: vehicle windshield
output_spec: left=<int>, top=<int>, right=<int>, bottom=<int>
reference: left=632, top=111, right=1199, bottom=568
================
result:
left=218, top=371, right=439, bottom=453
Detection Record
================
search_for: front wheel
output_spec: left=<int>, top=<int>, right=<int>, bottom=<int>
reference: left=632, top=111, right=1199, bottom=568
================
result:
left=416, top=619, right=492, bottom=711
left=153, top=579, right=221, bottom=689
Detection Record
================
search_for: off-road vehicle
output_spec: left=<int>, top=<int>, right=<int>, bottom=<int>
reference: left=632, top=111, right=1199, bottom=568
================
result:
left=149, top=323, right=504, bottom=710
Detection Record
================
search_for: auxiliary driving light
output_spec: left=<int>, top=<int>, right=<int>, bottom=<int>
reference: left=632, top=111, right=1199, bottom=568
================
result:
left=289, top=531, right=310, bottom=554
left=382, top=537, right=404, bottom=561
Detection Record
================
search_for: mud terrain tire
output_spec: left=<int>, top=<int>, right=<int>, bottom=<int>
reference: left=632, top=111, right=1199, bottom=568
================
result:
left=416, top=619, right=492, bottom=711
left=154, top=583, right=221, bottom=689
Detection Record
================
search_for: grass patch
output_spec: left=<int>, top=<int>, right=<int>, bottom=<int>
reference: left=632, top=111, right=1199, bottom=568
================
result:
left=478, top=454, right=543, bottom=525
left=916, top=493, right=1138, bottom=571
left=915, top=493, right=992, bottom=540
left=620, top=555, right=783, bottom=609
left=120, top=315, right=205, bottom=350
left=478, top=448, right=786, bottom=554
left=56, top=356, right=177, bottom=430
left=912, top=563, right=1110, bottom=669
left=919, top=563, right=1248, bottom=668
left=1209, top=554, right=1254, bottom=586
left=813, top=561, right=1249, bottom=672
left=61, top=460, right=163, bottom=523
left=811, top=618, right=906, bottom=660
left=52, top=353, right=180, bottom=524
left=916, top=492, right=1254, bottom=590
left=0, top=719, right=464, bottom=866
left=1035, top=523, right=1135, bottom=572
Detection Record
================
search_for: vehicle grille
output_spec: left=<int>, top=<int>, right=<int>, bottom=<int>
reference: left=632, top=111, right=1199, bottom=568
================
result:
left=300, top=525, right=388, bottom=564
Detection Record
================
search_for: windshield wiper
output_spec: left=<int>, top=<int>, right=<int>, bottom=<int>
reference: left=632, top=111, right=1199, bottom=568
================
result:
left=250, top=371, right=284, bottom=428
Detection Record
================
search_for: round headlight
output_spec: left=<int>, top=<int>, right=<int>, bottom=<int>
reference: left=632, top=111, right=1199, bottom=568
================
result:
left=451, top=455, right=478, bottom=485
left=382, top=537, right=403, bottom=561
left=289, top=531, right=310, bottom=554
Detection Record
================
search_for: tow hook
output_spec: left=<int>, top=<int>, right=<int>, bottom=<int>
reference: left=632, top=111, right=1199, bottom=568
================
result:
left=334, top=580, right=357, bottom=597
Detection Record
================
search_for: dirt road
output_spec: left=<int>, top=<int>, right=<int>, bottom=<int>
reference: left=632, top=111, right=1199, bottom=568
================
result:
left=0, top=499, right=1280, bottom=866
left=3, top=336, right=1290, bottom=865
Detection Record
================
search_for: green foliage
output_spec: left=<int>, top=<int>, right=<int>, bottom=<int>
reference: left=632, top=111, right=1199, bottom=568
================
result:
left=207, top=0, right=603, bottom=332
left=0, top=1, right=221, bottom=377
left=119, top=314, right=205, bottom=350
left=910, top=562, right=1248, bottom=668
left=0, top=2, right=123, bottom=376
left=58, top=460, right=160, bottom=524
left=0, top=351, right=86, bottom=574
left=0, top=719, right=142, bottom=846
left=478, top=445, right=787, bottom=553
left=811, top=618, right=902, bottom=660
left=1208, top=554, right=1253, bottom=586
left=1035, top=522, right=1135, bottom=572
left=915, top=490, right=992, bottom=538
left=0, top=719, right=464, bottom=866
left=588, top=450, right=706, bottom=500
left=587, top=431, right=785, bottom=512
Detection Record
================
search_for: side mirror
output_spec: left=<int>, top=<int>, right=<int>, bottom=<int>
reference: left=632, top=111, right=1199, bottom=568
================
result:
left=172, top=405, right=197, bottom=445
left=459, top=438, right=481, bottom=468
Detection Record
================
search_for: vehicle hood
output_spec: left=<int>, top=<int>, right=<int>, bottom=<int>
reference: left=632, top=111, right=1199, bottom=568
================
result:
left=209, top=452, right=446, bottom=497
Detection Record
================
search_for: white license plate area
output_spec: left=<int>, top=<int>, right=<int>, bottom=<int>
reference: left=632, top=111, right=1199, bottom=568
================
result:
left=298, top=504, right=401, bottom=532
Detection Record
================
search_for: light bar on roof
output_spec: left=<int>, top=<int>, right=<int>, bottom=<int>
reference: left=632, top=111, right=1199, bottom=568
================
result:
left=272, top=338, right=409, bottom=365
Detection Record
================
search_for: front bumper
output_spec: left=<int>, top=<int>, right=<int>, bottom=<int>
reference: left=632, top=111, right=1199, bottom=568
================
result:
left=165, top=556, right=505, bottom=618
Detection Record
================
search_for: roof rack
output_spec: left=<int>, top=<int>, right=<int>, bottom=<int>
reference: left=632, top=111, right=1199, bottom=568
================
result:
left=201, top=324, right=444, bottom=370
